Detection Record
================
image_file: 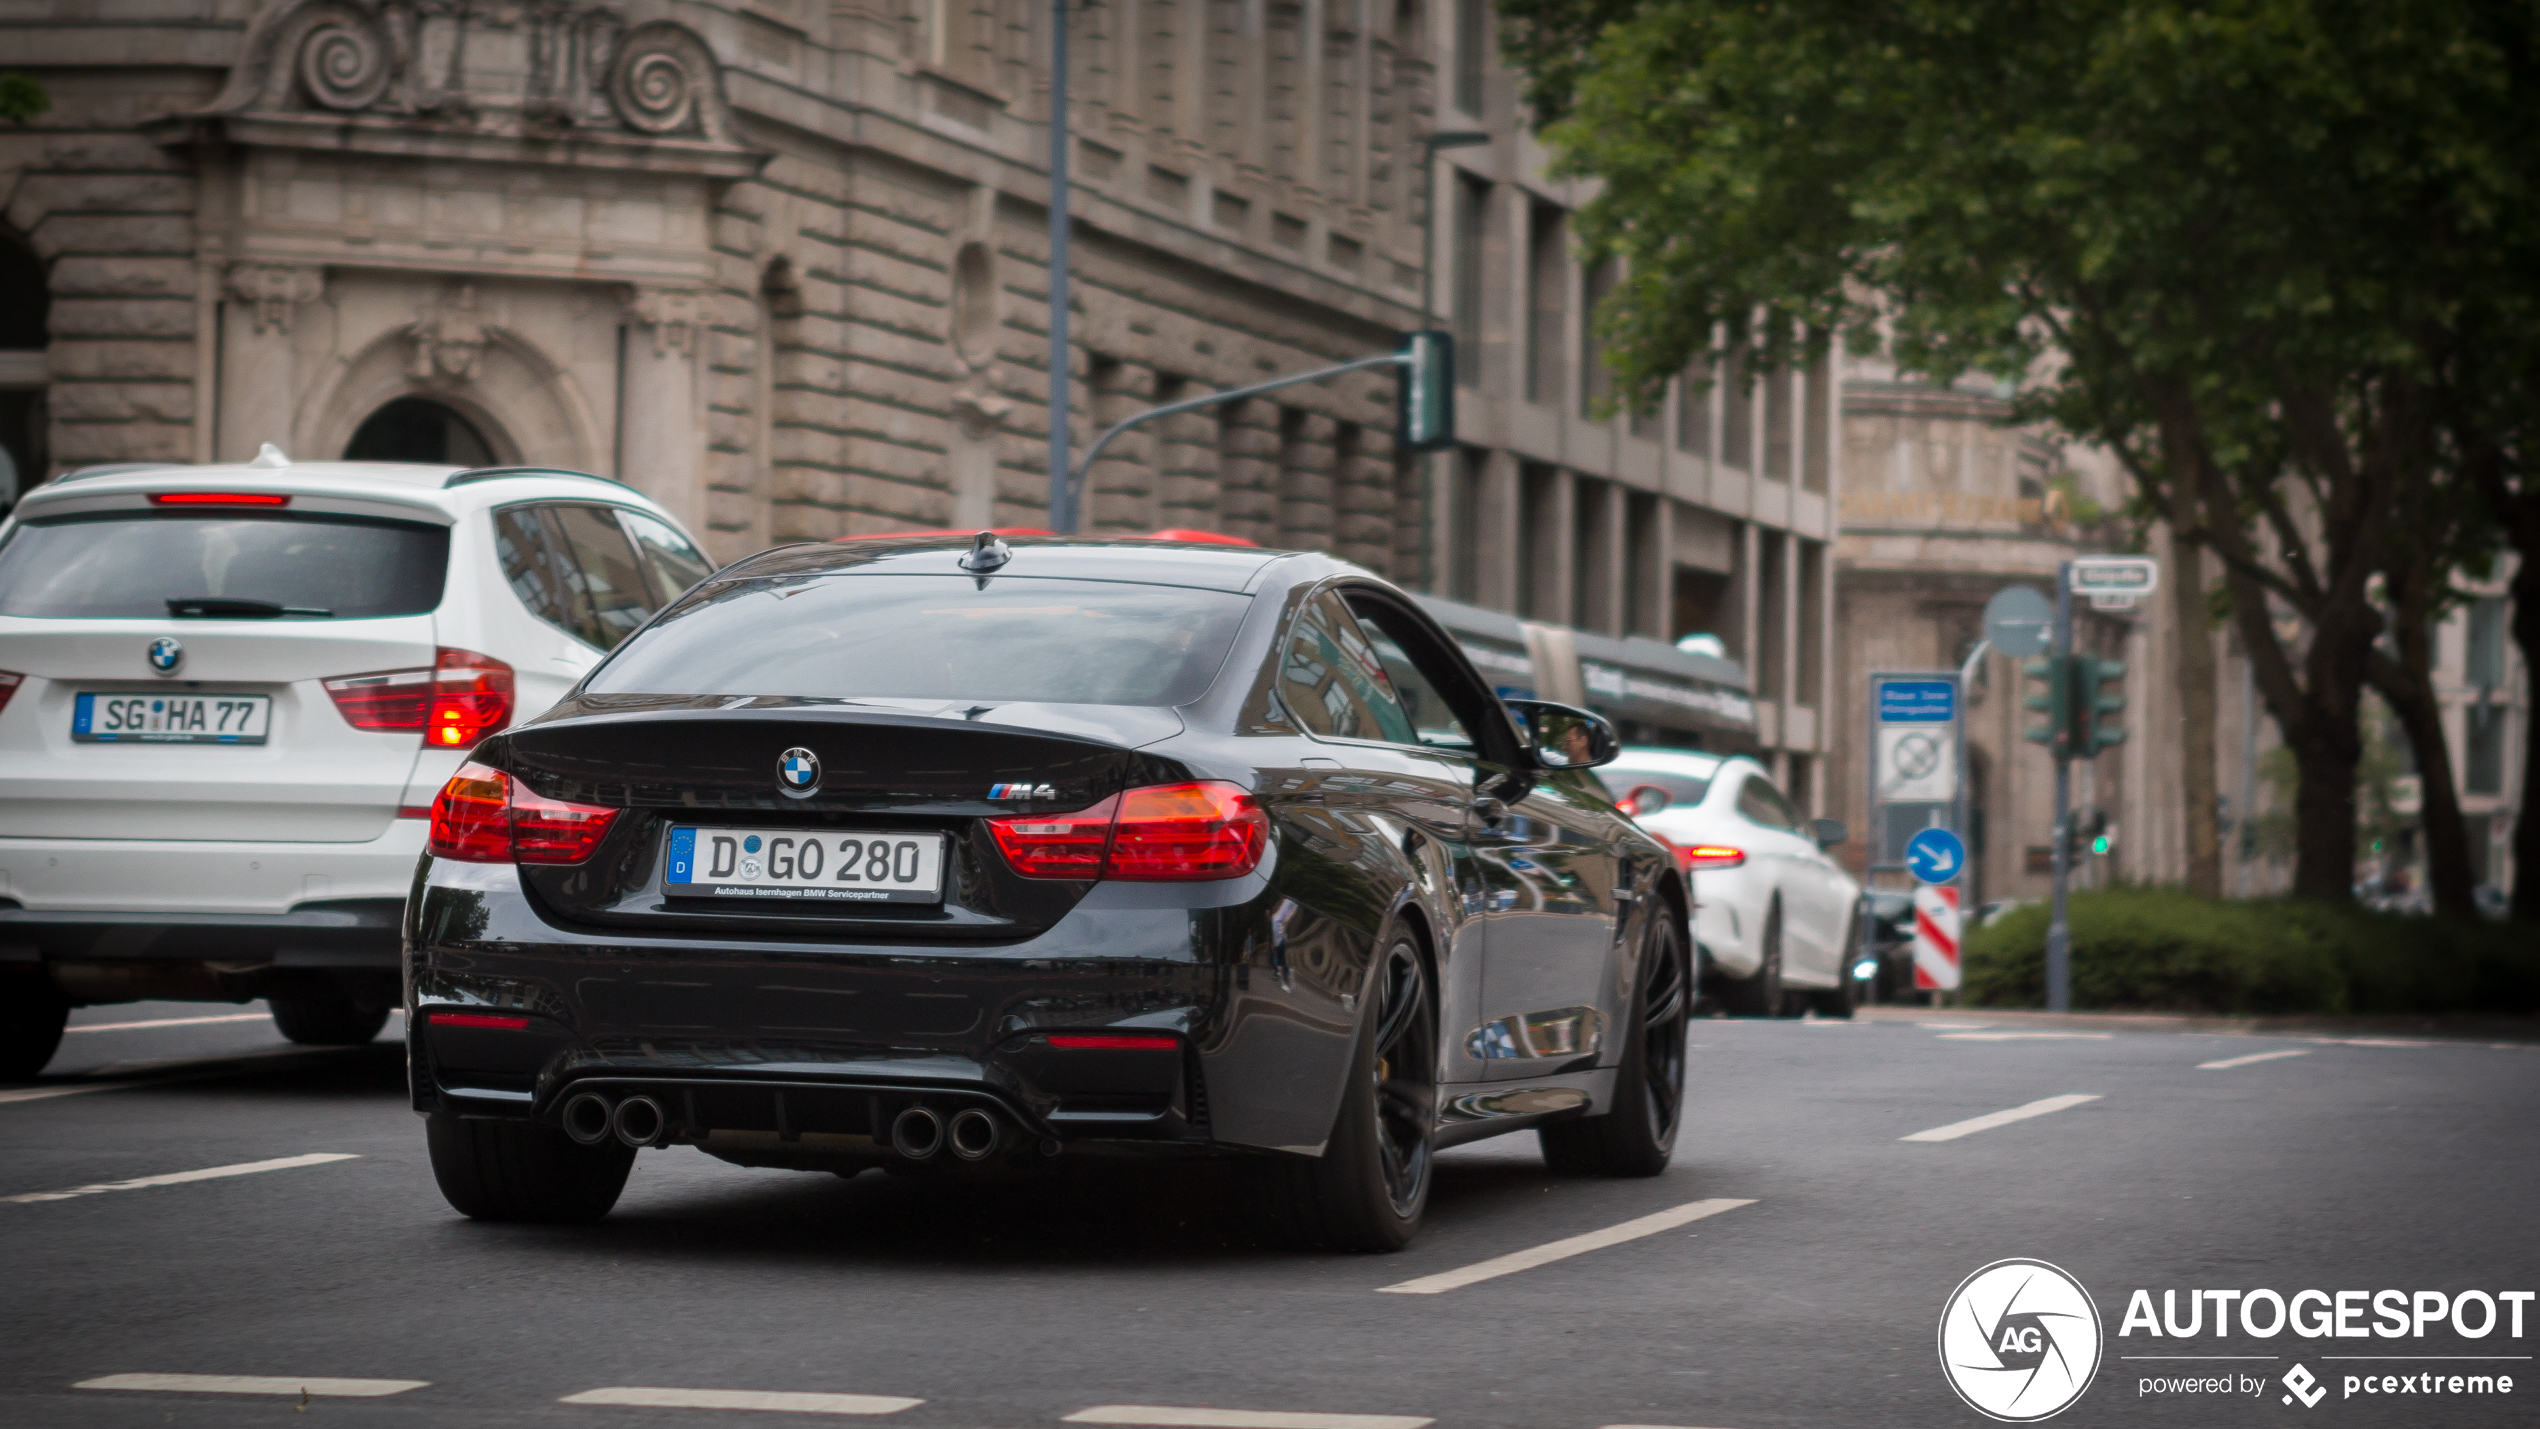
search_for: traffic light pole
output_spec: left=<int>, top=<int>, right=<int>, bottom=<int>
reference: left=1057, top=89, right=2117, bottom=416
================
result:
left=2047, top=560, right=2074, bottom=1013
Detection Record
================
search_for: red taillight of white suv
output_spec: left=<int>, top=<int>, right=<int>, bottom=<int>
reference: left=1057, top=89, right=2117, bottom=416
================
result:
left=0, top=670, right=22, bottom=716
left=428, top=762, right=617, bottom=864
left=325, top=648, right=515, bottom=749
left=988, top=781, right=1269, bottom=881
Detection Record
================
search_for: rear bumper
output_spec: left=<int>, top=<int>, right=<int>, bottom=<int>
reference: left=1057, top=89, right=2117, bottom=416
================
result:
left=406, top=858, right=1358, bottom=1159
left=0, top=898, right=407, bottom=1005
left=0, top=822, right=428, bottom=915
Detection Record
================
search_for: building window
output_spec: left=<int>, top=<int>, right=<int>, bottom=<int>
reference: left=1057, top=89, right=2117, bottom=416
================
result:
left=1454, top=0, right=1487, bottom=115
left=1625, top=491, right=1659, bottom=636
left=1448, top=448, right=1482, bottom=602
left=1676, top=353, right=1712, bottom=459
left=1755, top=530, right=1786, bottom=700
left=1802, top=330, right=1831, bottom=493
left=0, top=231, right=48, bottom=507
left=1520, top=462, right=1559, bottom=620
left=2466, top=703, right=2507, bottom=796
left=1580, top=257, right=1616, bottom=419
left=1797, top=538, right=1824, bottom=706
left=1719, top=339, right=1752, bottom=472
left=2467, top=597, right=2507, bottom=690
left=1763, top=356, right=1794, bottom=484
left=1526, top=202, right=1567, bottom=408
left=1452, top=175, right=1489, bottom=368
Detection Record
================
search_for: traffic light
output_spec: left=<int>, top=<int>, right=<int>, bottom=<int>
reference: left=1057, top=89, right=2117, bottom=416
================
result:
left=2077, top=654, right=2127, bottom=753
left=2022, top=655, right=2071, bottom=756
left=2073, top=806, right=2111, bottom=858
left=1396, top=330, right=1456, bottom=452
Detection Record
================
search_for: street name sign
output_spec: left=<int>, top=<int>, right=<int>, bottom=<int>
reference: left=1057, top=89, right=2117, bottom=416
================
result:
left=1877, top=679, right=1956, bottom=723
left=2070, top=556, right=2158, bottom=597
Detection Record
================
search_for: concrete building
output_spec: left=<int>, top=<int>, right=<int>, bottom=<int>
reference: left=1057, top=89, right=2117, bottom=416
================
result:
left=0, top=0, right=1833, bottom=777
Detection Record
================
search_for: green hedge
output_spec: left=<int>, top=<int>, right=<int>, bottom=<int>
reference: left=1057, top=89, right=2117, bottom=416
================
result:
left=1960, top=888, right=2540, bottom=1015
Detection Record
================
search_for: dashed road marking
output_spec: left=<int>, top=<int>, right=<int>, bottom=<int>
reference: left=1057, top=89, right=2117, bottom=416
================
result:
left=1063, top=1409, right=1432, bottom=1429
left=76, top=1374, right=425, bottom=1398
left=1901, top=1094, right=2101, bottom=1142
left=2199, top=1049, right=2313, bottom=1070
left=4, top=1153, right=359, bottom=1203
left=1936, top=1032, right=2112, bottom=1041
left=1374, top=1197, right=1755, bottom=1295
left=64, top=1013, right=273, bottom=1034
left=562, top=1388, right=921, bottom=1415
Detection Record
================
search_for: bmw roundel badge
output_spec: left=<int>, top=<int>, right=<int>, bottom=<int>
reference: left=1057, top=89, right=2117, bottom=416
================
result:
left=778, top=746, right=821, bottom=796
left=147, top=637, right=183, bottom=676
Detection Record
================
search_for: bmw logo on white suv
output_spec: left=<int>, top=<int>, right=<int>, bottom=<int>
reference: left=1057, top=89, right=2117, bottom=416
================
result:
left=0, top=453, right=715, bottom=1076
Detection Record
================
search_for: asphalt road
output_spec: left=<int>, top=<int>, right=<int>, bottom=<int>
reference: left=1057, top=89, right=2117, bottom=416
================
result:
left=4, top=1002, right=2534, bottom=1429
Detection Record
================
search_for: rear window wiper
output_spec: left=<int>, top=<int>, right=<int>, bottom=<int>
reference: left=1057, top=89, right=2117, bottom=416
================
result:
left=166, top=597, right=334, bottom=619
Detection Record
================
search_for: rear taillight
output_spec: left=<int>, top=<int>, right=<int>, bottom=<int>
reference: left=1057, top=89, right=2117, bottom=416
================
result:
left=987, top=780, right=1268, bottom=882
left=429, top=1011, right=531, bottom=1030
left=0, top=670, right=21, bottom=716
left=1675, top=844, right=1746, bottom=871
left=1046, top=1034, right=1180, bottom=1050
left=325, top=648, right=514, bottom=748
left=427, top=762, right=617, bottom=865
left=151, top=491, right=289, bottom=506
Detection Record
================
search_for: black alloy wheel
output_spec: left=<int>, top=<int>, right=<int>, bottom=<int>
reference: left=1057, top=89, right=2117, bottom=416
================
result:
left=0, top=985, right=70, bottom=1080
left=1540, top=908, right=1689, bottom=1176
left=270, top=996, right=392, bottom=1046
left=1247, top=934, right=1437, bottom=1251
left=1725, top=901, right=1789, bottom=1017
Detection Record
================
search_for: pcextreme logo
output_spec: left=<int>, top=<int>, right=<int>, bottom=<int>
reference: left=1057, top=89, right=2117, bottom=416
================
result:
left=1939, top=1259, right=2105, bottom=1422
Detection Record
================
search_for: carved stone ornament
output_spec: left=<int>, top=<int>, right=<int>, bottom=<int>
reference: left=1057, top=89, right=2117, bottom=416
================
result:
left=226, top=263, right=326, bottom=334
left=198, top=0, right=740, bottom=146
left=405, top=285, right=490, bottom=384
left=624, top=285, right=706, bottom=357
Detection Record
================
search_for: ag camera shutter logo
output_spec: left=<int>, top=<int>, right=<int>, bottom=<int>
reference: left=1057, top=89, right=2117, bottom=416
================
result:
left=1939, top=1259, right=2104, bottom=1421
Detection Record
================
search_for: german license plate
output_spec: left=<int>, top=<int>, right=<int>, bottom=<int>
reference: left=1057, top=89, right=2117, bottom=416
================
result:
left=73, top=692, right=272, bottom=744
left=665, top=827, right=947, bottom=904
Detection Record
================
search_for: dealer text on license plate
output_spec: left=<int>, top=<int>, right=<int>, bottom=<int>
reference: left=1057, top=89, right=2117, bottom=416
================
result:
left=666, top=827, right=946, bottom=904
left=73, top=692, right=272, bottom=744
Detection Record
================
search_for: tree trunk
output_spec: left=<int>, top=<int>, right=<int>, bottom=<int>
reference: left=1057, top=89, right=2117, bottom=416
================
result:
left=2286, top=720, right=2362, bottom=901
left=2170, top=535, right=2223, bottom=896
left=2513, top=550, right=2540, bottom=922
left=2371, top=657, right=2477, bottom=919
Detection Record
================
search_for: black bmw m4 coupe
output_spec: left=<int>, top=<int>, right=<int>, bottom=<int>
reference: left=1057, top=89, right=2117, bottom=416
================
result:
left=406, top=534, right=1692, bottom=1250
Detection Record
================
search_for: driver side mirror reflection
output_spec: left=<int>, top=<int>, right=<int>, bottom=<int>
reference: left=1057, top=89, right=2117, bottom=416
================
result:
left=1504, top=699, right=1621, bottom=770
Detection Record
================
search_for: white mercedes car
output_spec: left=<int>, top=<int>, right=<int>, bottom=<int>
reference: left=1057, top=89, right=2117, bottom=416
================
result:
left=0, top=451, right=715, bottom=1076
left=1593, top=747, right=1861, bottom=1016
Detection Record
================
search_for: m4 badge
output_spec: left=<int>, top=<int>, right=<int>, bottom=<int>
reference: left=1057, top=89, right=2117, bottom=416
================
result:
left=988, top=783, right=1057, bottom=800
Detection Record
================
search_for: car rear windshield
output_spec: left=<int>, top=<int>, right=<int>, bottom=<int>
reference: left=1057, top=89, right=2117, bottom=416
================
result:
left=1594, top=766, right=1714, bottom=808
left=0, top=513, right=450, bottom=619
left=587, top=573, right=1253, bottom=706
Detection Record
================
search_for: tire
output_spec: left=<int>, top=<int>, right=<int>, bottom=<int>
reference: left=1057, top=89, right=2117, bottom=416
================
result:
left=425, top=1114, right=635, bottom=1224
left=1244, top=935, right=1436, bottom=1252
left=1811, top=915, right=1859, bottom=1019
left=1724, top=902, right=1792, bottom=1017
left=270, top=997, right=391, bottom=1046
left=1540, top=909, right=1689, bottom=1177
left=1, top=987, right=70, bottom=1080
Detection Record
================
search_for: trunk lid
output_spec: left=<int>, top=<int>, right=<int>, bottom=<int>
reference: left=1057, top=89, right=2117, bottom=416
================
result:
left=0, top=617, right=438, bottom=841
left=502, top=697, right=1189, bottom=941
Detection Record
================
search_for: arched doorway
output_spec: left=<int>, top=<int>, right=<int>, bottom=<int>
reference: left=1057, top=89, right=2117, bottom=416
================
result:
left=0, top=229, right=48, bottom=506
left=343, top=397, right=497, bottom=466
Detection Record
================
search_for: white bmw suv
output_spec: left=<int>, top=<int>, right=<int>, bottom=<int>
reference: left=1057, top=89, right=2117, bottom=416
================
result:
left=1594, top=747, right=1862, bottom=1017
left=0, top=452, right=715, bottom=1076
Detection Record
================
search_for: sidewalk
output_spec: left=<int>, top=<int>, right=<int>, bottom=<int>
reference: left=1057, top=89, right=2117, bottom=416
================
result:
left=1850, top=1002, right=2540, bottom=1045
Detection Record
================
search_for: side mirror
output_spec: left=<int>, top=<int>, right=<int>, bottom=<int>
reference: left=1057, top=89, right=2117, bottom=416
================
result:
left=1811, top=817, right=1848, bottom=849
left=1505, top=699, right=1620, bottom=770
left=1620, top=784, right=1671, bottom=818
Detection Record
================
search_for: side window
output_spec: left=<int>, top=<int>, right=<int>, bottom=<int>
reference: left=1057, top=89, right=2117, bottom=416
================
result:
left=622, top=509, right=713, bottom=606
left=550, top=503, right=655, bottom=648
left=1736, top=775, right=1798, bottom=832
left=1279, top=591, right=1419, bottom=744
left=1342, top=595, right=1475, bottom=752
left=494, top=507, right=578, bottom=637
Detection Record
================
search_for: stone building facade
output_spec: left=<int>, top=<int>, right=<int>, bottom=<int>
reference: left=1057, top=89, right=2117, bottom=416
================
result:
left=1, top=0, right=1833, bottom=776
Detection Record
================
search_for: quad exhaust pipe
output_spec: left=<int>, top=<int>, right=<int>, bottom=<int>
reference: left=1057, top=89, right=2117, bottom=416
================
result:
left=947, top=1107, right=1002, bottom=1162
left=891, top=1105, right=944, bottom=1160
left=561, top=1090, right=615, bottom=1146
left=612, top=1094, right=668, bottom=1147
left=564, top=1089, right=1005, bottom=1160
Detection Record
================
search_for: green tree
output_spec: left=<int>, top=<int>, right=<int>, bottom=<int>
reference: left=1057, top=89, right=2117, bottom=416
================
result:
left=0, top=73, right=47, bottom=125
left=1497, top=0, right=2526, bottom=905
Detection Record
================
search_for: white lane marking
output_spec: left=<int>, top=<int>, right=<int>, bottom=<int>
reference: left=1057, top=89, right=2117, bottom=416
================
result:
left=2200, top=1048, right=2313, bottom=1070
left=77, top=1374, right=426, bottom=1397
left=562, top=1388, right=921, bottom=1415
left=5, top=1153, right=359, bottom=1203
left=1937, top=1032, right=2112, bottom=1041
left=1901, top=1094, right=2100, bottom=1142
left=1374, top=1197, right=1755, bottom=1296
left=1063, top=1409, right=1431, bottom=1429
left=1918, top=1022, right=1989, bottom=1029
left=65, top=1013, right=273, bottom=1034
